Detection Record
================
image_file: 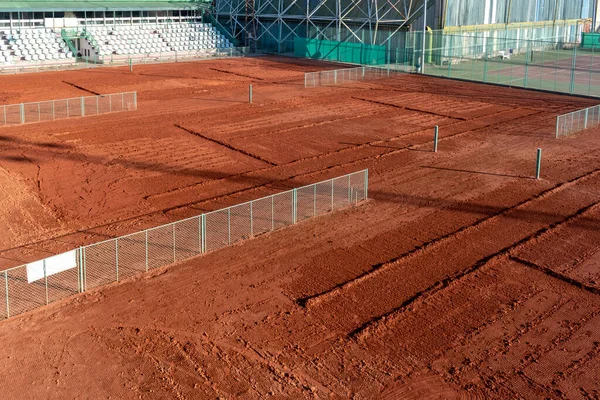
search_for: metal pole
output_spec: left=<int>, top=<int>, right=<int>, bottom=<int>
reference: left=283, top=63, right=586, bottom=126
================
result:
left=331, top=179, right=334, bottom=211
left=249, top=84, right=253, bottom=103
left=555, top=116, right=560, bottom=138
left=421, top=0, right=427, bottom=74
left=535, top=148, right=542, bottom=180
left=434, top=125, right=439, bottom=152
left=293, top=189, right=297, bottom=224
left=81, top=97, right=85, bottom=117
left=129, top=58, right=132, bottom=72
left=20, top=103, right=24, bottom=124
left=585, top=108, right=589, bottom=130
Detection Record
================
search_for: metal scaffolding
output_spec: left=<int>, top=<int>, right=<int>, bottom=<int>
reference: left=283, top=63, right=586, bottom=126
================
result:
left=214, top=0, right=430, bottom=51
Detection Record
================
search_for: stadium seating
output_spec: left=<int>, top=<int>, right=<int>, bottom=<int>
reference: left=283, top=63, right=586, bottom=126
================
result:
left=85, top=22, right=233, bottom=60
left=0, top=28, right=74, bottom=65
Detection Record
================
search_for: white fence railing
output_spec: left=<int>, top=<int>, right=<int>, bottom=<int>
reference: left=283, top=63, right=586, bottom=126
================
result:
left=0, top=92, right=137, bottom=127
left=556, top=105, right=600, bottom=138
left=0, top=170, right=368, bottom=321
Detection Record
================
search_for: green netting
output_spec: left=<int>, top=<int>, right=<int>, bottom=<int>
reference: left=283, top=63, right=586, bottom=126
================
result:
left=293, top=37, right=387, bottom=65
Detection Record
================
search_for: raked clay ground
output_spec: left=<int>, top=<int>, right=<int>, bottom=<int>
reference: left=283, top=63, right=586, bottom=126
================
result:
left=0, top=56, right=598, bottom=398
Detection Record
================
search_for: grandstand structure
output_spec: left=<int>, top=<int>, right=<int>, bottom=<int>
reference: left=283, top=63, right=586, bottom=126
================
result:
left=0, top=0, right=241, bottom=71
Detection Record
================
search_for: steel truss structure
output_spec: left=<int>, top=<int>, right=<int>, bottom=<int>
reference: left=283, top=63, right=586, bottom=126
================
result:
left=214, top=0, right=429, bottom=51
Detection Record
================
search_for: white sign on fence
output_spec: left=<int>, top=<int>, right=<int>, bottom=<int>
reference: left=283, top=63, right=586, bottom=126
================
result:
left=26, top=250, right=77, bottom=283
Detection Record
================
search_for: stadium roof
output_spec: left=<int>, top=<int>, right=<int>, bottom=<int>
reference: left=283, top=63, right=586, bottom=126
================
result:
left=0, top=1, right=209, bottom=12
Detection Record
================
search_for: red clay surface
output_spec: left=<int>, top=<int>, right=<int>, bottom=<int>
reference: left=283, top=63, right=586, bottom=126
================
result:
left=0, top=56, right=599, bottom=399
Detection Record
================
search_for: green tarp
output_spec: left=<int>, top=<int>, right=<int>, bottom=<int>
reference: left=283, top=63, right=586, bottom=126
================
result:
left=293, top=37, right=387, bottom=65
left=582, top=33, right=600, bottom=49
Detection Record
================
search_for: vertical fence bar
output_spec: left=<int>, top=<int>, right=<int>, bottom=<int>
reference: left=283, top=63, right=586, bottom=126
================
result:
left=133, top=92, right=137, bottom=110
left=293, top=189, right=297, bottom=224
left=535, top=148, right=542, bottom=180
left=556, top=116, right=560, bottom=138
left=20, top=103, right=25, bottom=124
left=331, top=179, right=334, bottom=211
left=83, top=246, right=87, bottom=291
left=81, top=97, right=85, bottom=116
left=4, top=270, right=9, bottom=318
left=115, top=238, right=119, bottom=282
left=585, top=108, right=589, bottom=130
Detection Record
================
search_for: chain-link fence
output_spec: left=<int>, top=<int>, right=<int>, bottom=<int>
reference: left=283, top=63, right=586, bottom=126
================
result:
left=0, top=169, right=368, bottom=321
left=305, top=65, right=408, bottom=88
left=0, top=92, right=137, bottom=127
left=398, top=30, right=600, bottom=97
left=556, top=105, right=600, bottom=138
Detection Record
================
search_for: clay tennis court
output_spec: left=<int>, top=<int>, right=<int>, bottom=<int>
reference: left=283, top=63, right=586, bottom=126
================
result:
left=0, top=55, right=599, bottom=398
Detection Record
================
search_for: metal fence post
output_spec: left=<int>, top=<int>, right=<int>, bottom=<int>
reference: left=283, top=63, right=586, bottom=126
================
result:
left=585, top=108, right=589, bottom=129
left=535, top=149, right=542, bottom=180
left=78, top=247, right=83, bottom=292
left=293, top=189, right=297, bottom=224
left=20, top=103, right=24, bottom=124
left=43, top=260, right=48, bottom=305
left=331, top=179, right=334, bottom=211
left=83, top=247, right=87, bottom=291
left=81, top=97, right=85, bottom=116
left=555, top=116, right=560, bottom=138
left=4, top=271, right=9, bottom=318
left=115, top=238, right=119, bottom=282
left=347, top=174, right=351, bottom=203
